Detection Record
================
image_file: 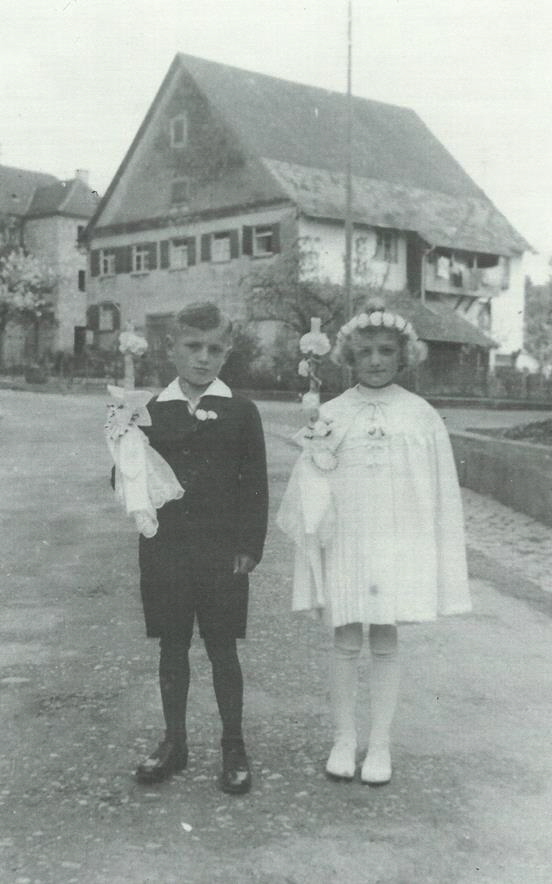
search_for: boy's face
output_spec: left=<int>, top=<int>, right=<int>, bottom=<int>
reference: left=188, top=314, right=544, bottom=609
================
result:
left=169, top=324, right=231, bottom=394
left=351, top=329, right=401, bottom=388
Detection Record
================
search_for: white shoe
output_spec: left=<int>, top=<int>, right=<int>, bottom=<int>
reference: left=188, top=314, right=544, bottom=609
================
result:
left=325, top=740, right=357, bottom=780
left=360, top=747, right=392, bottom=785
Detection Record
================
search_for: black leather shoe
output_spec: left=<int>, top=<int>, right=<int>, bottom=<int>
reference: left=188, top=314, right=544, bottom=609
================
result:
left=135, top=738, right=188, bottom=784
left=220, top=744, right=251, bottom=795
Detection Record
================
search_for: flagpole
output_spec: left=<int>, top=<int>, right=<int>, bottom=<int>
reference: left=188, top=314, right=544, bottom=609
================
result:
left=344, top=0, right=353, bottom=320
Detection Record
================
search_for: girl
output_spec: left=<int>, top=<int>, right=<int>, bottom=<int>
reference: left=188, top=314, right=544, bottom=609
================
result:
left=277, top=304, right=471, bottom=785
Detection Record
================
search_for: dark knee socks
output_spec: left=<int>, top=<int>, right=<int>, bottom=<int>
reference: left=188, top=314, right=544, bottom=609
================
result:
left=158, top=634, right=244, bottom=747
left=159, top=636, right=191, bottom=743
left=203, top=634, right=244, bottom=746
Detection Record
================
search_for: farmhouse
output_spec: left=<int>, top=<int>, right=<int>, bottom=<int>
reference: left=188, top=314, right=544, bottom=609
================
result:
left=85, top=54, right=529, bottom=385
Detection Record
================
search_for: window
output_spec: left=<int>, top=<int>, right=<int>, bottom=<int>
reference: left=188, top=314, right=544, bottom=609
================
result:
left=170, top=238, right=189, bottom=269
left=374, top=229, right=398, bottom=263
left=200, top=230, right=239, bottom=262
left=160, top=237, right=196, bottom=269
left=242, top=223, right=281, bottom=257
left=211, top=233, right=231, bottom=263
left=170, top=114, right=188, bottom=148
left=253, top=225, right=275, bottom=256
left=99, top=249, right=116, bottom=276
left=78, top=270, right=86, bottom=292
left=132, top=244, right=151, bottom=273
left=171, top=178, right=189, bottom=205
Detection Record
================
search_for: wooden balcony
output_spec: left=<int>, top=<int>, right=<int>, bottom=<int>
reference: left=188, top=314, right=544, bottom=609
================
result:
left=424, top=258, right=508, bottom=297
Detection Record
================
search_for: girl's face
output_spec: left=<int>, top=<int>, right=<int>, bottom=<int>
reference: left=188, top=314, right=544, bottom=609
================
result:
left=351, top=329, right=401, bottom=388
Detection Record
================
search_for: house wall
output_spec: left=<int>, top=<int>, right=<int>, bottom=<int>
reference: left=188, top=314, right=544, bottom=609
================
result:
left=297, top=217, right=408, bottom=290
left=23, top=215, right=89, bottom=352
left=88, top=207, right=297, bottom=334
left=489, top=253, right=524, bottom=357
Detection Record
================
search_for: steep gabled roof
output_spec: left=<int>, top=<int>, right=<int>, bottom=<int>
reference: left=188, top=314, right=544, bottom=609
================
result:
left=178, top=53, right=482, bottom=199
left=0, top=164, right=58, bottom=216
left=27, top=178, right=99, bottom=219
left=89, top=54, right=529, bottom=255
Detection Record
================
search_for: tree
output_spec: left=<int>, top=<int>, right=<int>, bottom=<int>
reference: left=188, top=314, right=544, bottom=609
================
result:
left=524, top=273, right=552, bottom=370
left=244, top=238, right=401, bottom=337
left=244, top=241, right=347, bottom=336
left=0, top=248, right=57, bottom=364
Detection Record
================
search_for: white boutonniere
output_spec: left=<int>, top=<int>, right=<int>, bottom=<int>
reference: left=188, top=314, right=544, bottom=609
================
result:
left=195, top=409, right=218, bottom=422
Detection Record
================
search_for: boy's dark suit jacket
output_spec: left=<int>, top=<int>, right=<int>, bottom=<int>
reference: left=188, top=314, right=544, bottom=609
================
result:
left=138, top=392, right=268, bottom=638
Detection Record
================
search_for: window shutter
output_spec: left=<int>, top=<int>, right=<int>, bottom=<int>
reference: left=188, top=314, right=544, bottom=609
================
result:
left=90, top=250, right=100, bottom=277
left=242, top=226, right=253, bottom=256
left=86, top=304, right=99, bottom=331
left=201, top=234, right=211, bottom=262
left=271, top=223, right=281, bottom=254
left=160, top=240, right=170, bottom=269
left=115, top=247, right=130, bottom=274
left=112, top=304, right=121, bottom=330
left=187, top=237, right=196, bottom=266
left=230, top=229, right=240, bottom=260
left=148, top=242, right=158, bottom=270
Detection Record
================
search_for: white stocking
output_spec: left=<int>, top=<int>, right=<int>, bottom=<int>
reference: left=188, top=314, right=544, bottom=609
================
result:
left=362, top=624, right=399, bottom=784
left=326, top=623, right=362, bottom=779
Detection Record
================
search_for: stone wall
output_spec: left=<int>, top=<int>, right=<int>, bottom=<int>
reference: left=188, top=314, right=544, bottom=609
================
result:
left=450, top=429, right=552, bottom=526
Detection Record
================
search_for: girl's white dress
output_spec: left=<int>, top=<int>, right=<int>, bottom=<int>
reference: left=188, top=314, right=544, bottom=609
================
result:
left=277, top=384, right=471, bottom=626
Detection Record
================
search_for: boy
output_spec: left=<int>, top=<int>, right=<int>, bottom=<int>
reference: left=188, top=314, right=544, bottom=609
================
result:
left=134, top=302, right=268, bottom=794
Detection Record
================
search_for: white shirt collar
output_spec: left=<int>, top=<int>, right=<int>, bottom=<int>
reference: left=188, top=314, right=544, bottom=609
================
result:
left=157, top=377, right=232, bottom=404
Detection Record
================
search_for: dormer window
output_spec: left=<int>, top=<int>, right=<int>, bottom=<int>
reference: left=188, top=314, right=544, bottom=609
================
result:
left=170, top=114, right=188, bottom=148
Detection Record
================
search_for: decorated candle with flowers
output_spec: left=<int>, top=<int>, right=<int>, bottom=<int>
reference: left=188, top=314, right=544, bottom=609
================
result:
left=298, top=317, right=331, bottom=420
left=119, top=323, right=148, bottom=389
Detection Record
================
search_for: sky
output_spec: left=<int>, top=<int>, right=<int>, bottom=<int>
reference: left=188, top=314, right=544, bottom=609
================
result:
left=3, top=0, right=552, bottom=278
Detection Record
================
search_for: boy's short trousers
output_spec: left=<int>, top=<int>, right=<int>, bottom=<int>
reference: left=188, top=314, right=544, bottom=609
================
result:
left=139, top=537, right=249, bottom=639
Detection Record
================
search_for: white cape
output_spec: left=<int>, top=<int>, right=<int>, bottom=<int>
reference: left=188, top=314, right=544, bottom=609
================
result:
left=277, top=385, right=471, bottom=626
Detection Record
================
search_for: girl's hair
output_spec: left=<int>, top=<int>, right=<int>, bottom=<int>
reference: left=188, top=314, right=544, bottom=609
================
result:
left=169, top=301, right=233, bottom=340
left=331, top=302, right=428, bottom=369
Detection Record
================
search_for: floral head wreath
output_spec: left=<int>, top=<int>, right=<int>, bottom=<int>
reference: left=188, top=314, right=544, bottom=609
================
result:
left=331, top=306, right=427, bottom=368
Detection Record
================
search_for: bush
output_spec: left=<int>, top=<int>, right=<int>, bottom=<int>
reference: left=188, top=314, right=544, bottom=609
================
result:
left=220, top=324, right=262, bottom=388
left=24, top=364, right=48, bottom=384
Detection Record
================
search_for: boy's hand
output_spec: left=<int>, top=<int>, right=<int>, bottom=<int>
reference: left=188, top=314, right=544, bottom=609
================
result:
left=233, top=554, right=257, bottom=575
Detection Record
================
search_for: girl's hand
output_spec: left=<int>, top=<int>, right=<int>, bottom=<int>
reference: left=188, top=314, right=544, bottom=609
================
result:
left=233, top=553, right=257, bottom=575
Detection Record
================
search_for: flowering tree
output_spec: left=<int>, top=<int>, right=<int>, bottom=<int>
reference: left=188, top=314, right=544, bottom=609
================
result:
left=0, top=247, right=57, bottom=336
